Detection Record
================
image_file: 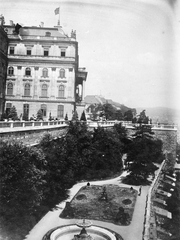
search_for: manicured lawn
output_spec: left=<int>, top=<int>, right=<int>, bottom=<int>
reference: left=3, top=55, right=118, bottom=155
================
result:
left=60, top=184, right=138, bottom=225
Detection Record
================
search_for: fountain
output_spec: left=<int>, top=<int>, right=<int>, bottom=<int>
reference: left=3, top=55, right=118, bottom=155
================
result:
left=43, top=219, right=119, bottom=240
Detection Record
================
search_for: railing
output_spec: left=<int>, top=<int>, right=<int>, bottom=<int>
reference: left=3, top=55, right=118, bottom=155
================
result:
left=0, top=120, right=67, bottom=130
left=143, top=160, right=166, bottom=240
left=0, top=120, right=177, bottom=131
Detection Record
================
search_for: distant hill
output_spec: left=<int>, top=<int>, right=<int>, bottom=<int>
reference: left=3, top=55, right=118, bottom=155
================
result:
left=84, top=95, right=136, bottom=115
left=136, top=107, right=180, bottom=125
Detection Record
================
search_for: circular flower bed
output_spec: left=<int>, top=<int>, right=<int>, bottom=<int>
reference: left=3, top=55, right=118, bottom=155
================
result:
left=122, top=199, right=132, bottom=205
left=76, top=194, right=87, bottom=200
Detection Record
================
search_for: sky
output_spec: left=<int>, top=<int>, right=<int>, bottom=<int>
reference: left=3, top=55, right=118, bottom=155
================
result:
left=1, top=0, right=180, bottom=110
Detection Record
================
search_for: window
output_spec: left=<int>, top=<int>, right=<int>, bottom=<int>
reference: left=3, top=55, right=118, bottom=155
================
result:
left=24, top=83, right=30, bottom=96
left=6, top=103, right=12, bottom=115
left=23, top=104, right=29, bottom=119
left=61, top=49, right=66, bottom=57
left=8, top=66, right=14, bottom=75
left=27, top=49, right=31, bottom=55
left=41, top=84, right=47, bottom=97
left=58, top=85, right=65, bottom=98
left=59, top=68, right=65, bottom=78
left=25, top=67, right=31, bottom=76
left=41, top=104, right=47, bottom=117
left=57, top=105, right=64, bottom=118
left=44, top=49, right=49, bottom=56
left=42, top=68, right=48, bottom=78
left=7, top=82, right=13, bottom=95
left=9, top=46, right=14, bottom=54
left=45, top=32, right=51, bottom=37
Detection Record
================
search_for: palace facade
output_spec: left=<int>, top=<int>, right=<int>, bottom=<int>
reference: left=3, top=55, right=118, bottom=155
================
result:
left=0, top=15, right=8, bottom=119
left=3, top=19, right=87, bottom=120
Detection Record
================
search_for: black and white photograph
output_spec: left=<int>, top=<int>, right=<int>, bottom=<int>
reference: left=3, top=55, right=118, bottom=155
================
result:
left=0, top=1, right=180, bottom=240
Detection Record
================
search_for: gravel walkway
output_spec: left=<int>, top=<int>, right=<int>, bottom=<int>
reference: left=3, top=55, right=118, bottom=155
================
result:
left=25, top=171, right=149, bottom=240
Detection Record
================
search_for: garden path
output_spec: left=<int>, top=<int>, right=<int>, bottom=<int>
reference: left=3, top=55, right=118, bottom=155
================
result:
left=25, top=171, right=149, bottom=240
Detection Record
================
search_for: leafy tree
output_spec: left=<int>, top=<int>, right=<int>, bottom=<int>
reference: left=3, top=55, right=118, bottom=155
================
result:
left=80, top=110, right=86, bottom=121
left=0, top=140, right=46, bottom=240
left=8, top=105, right=18, bottom=120
left=114, top=122, right=131, bottom=152
left=124, top=110, right=133, bottom=121
left=102, top=103, right=116, bottom=120
left=115, top=109, right=123, bottom=120
left=37, top=109, right=43, bottom=120
left=137, top=110, right=149, bottom=124
left=90, top=127, right=123, bottom=177
left=132, top=124, right=154, bottom=139
left=124, top=124, right=163, bottom=185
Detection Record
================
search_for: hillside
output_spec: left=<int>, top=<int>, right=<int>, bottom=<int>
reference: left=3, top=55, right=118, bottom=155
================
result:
left=136, top=107, right=180, bottom=125
left=84, top=95, right=136, bottom=115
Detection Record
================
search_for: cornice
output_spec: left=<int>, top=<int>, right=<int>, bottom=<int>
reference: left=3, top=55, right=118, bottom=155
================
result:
left=5, top=98, right=75, bottom=104
left=7, top=58, right=77, bottom=65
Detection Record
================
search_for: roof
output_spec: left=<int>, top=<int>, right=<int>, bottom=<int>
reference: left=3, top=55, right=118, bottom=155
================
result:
left=4, top=25, right=72, bottom=41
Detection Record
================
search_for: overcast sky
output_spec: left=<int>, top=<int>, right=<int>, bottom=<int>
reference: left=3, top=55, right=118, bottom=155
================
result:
left=1, top=0, right=180, bottom=110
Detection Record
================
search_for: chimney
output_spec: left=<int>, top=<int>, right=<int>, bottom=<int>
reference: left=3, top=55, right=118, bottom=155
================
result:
left=10, top=20, right=14, bottom=26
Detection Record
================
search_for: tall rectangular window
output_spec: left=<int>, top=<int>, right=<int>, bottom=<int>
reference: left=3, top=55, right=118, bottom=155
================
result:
left=41, top=104, right=47, bottom=117
left=23, top=104, right=29, bottom=119
left=7, top=82, right=13, bottom=95
left=6, top=103, right=12, bottom=115
left=9, top=47, right=14, bottom=55
left=24, top=83, right=30, bottom=96
left=27, top=49, right=31, bottom=55
left=57, top=105, right=64, bottom=118
left=61, top=49, right=66, bottom=57
left=44, top=49, right=49, bottom=56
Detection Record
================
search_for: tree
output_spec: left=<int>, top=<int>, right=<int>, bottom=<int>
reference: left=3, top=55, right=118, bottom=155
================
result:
left=72, top=110, right=79, bottom=121
left=124, top=124, right=163, bottom=185
left=37, top=109, right=43, bottom=121
left=64, top=113, right=68, bottom=121
left=137, top=110, right=149, bottom=124
left=115, top=109, right=123, bottom=120
left=8, top=105, right=18, bottom=120
left=124, top=110, right=133, bottom=121
left=80, top=110, right=86, bottom=121
left=0, top=140, right=46, bottom=240
left=102, top=103, right=116, bottom=120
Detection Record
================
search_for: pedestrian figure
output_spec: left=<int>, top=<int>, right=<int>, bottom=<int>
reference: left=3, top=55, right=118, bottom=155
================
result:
left=87, top=182, right=90, bottom=187
left=139, top=186, right=142, bottom=196
left=130, top=186, right=133, bottom=191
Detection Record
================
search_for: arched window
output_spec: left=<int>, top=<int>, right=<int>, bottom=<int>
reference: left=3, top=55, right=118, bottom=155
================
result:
left=41, top=84, right=47, bottom=97
left=42, top=68, right=48, bottom=78
left=24, top=83, right=30, bottom=96
left=8, top=66, right=14, bottom=75
left=59, top=68, right=65, bottom=78
left=58, top=85, right=64, bottom=98
left=25, top=67, right=31, bottom=76
left=57, top=105, right=64, bottom=119
left=7, top=82, right=13, bottom=95
left=41, top=104, right=47, bottom=117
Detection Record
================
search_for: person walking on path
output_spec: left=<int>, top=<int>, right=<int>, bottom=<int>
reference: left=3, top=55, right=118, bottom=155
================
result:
left=138, top=186, right=142, bottom=196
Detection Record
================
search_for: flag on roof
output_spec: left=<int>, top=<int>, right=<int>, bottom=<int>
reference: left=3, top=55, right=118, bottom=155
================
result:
left=54, top=7, right=60, bottom=15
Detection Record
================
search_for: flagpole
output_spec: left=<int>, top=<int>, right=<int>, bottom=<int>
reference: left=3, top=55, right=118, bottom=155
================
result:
left=58, top=7, right=60, bottom=26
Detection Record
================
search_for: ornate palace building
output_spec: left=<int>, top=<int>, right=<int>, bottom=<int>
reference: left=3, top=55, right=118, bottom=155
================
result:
left=0, top=15, right=8, bottom=119
left=3, top=19, right=87, bottom=120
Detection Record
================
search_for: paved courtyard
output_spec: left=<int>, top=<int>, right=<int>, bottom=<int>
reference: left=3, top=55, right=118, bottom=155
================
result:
left=25, top=171, right=149, bottom=240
